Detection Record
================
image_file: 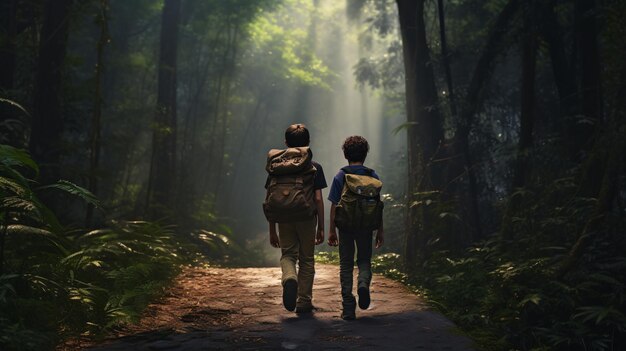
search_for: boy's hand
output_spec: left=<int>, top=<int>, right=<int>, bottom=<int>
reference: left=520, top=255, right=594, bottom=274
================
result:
left=375, top=230, right=384, bottom=249
left=269, top=231, right=280, bottom=248
left=328, top=231, right=338, bottom=247
left=315, top=228, right=324, bottom=245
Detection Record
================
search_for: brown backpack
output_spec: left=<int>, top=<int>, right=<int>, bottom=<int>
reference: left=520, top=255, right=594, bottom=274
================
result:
left=263, top=147, right=317, bottom=223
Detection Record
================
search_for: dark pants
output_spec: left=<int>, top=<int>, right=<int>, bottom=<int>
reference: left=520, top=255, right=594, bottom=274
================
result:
left=338, top=230, right=373, bottom=310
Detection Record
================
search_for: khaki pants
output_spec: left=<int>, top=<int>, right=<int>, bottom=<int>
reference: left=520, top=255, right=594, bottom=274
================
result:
left=278, top=217, right=316, bottom=308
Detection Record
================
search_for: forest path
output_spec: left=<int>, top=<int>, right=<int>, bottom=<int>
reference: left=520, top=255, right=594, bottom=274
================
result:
left=88, top=264, right=474, bottom=350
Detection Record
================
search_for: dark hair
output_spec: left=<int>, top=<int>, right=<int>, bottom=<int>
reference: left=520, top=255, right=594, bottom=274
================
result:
left=285, top=124, right=310, bottom=147
left=342, top=135, right=369, bottom=163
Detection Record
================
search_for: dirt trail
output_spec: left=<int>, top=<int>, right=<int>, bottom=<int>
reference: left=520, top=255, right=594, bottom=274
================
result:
left=87, top=264, right=474, bottom=350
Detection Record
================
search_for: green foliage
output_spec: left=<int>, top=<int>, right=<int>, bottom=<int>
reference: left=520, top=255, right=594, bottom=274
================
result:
left=245, top=0, right=333, bottom=89
left=314, top=250, right=339, bottom=264
left=389, top=175, right=626, bottom=350
left=0, top=146, right=203, bottom=350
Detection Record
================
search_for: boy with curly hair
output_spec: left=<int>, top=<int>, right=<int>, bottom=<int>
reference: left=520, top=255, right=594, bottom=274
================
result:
left=328, top=135, right=384, bottom=320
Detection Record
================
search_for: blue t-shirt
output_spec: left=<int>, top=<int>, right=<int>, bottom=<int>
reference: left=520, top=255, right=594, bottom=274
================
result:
left=328, top=165, right=380, bottom=204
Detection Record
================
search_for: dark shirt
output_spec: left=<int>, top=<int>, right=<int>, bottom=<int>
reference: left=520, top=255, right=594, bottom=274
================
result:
left=328, top=165, right=380, bottom=204
left=311, top=161, right=328, bottom=190
left=265, top=161, right=327, bottom=190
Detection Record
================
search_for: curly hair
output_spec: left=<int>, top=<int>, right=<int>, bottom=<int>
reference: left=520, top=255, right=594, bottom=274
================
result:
left=342, top=135, right=369, bottom=163
left=285, top=124, right=310, bottom=147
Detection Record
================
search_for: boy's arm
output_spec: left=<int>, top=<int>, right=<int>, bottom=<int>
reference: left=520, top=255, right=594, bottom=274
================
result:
left=314, top=189, right=324, bottom=245
left=328, top=203, right=338, bottom=246
left=375, top=220, right=384, bottom=248
left=269, top=221, right=280, bottom=248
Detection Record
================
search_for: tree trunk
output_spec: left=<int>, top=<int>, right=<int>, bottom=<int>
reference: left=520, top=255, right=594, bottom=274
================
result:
left=177, top=30, right=220, bottom=216
left=456, top=0, right=520, bottom=138
left=0, top=0, right=17, bottom=92
left=574, top=0, right=603, bottom=155
left=442, top=0, right=519, bottom=242
left=213, top=26, right=240, bottom=203
left=86, top=0, right=109, bottom=226
left=573, top=0, right=606, bottom=201
left=539, top=0, right=577, bottom=136
left=437, top=0, right=483, bottom=243
left=437, top=0, right=456, bottom=118
left=202, top=26, right=232, bottom=198
left=29, top=0, right=72, bottom=184
left=396, top=0, right=444, bottom=263
left=146, top=0, right=181, bottom=218
left=0, top=0, right=19, bottom=147
left=501, top=3, right=537, bottom=239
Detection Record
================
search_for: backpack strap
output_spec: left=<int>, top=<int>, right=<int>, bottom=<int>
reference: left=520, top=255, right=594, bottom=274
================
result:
left=269, top=176, right=305, bottom=187
left=341, top=166, right=374, bottom=176
left=295, top=176, right=303, bottom=189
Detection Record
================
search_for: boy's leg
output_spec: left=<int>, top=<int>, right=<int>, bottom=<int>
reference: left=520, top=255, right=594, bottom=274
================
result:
left=355, top=230, right=373, bottom=309
left=278, top=222, right=299, bottom=284
left=278, top=222, right=299, bottom=311
left=338, top=230, right=356, bottom=318
left=294, top=217, right=316, bottom=311
left=355, top=230, right=373, bottom=288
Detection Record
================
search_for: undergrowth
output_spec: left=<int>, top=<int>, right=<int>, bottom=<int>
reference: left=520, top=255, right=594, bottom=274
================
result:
left=0, top=145, right=240, bottom=350
left=316, top=195, right=625, bottom=351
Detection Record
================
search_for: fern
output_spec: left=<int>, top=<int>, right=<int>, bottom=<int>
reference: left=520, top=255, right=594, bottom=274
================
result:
left=0, top=98, right=31, bottom=119
left=0, top=176, right=28, bottom=196
left=0, top=145, right=232, bottom=350
left=0, top=145, right=38, bottom=175
left=37, top=180, right=101, bottom=209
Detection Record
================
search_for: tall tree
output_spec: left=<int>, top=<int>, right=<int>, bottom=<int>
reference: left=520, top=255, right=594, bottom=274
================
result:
left=512, top=3, right=537, bottom=191
left=574, top=0, right=602, bottom=155
left=540, top=0, right=577, bottom=136
left=0, top=0, right=18, bottom=92
left=437, top=0, right=482, bottom=242
left=86, top=0, right=109, bottom=225
left=213, top=25, right=240, bottom=202
left=29, top=0, right=73, bottom=184
left=454, top=0, right=520, bottom=149
left=501, top=1, right=537, bottom=239
left=0, top=0, right=19, bottom=146
left=443, top=0, right=520, bottom=242
left=396, top=0, right=445, bottom=263
left=436, top=0, right=456, bottom=118
left=146, top=0, right=181, bottom=218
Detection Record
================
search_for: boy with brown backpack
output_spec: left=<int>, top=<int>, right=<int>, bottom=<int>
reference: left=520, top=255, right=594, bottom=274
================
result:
left=263, top=124, right=327, bottom=313
left=327, top=135, right=384, bottom=320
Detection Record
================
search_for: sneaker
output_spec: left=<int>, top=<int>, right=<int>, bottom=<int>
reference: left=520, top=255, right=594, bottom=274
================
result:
left=357, top=286, right=370, bottom=310
left=282, top=279, right=298, bottom=311
left=341, top=310, right=356, bottom=320
left=295, top=305, right=314, bottom=314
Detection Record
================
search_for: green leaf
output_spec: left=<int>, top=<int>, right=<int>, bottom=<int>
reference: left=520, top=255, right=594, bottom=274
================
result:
left=0, top=97, right=31, bottom=119
left=392, top=122, right=418, bottom=135
left=0, top=196, right=41, bottom=217
left=0, top=144, right=39, bottom=175
left=519, top=293, right=542, bottom=307
left=37, top=180, right=101, bottom=208
left=5, top=224, right=53, bottom=237
left=0, top=176, right=28, bottom=196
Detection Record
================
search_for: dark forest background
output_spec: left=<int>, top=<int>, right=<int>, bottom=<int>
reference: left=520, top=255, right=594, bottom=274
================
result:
left=0, top=0, right=625, bottom=350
